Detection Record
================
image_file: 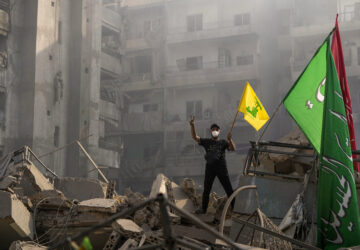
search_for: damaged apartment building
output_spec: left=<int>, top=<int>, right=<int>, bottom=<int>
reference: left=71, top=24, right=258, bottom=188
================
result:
left=117, top=0, right=299, bottom=192
left=0, top=0, right=125, bottom=183
left=117, top=0, right=360, bottom=193
left=0, top=0, right=360, bottom=195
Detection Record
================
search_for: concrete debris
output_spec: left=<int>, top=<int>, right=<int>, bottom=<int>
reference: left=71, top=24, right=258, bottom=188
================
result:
left=150, top=173, right=195, bottom=213
left=54, top=177, right=108, bottom=201
left=113, top=219, right=143, bottom=234
left=78, top=198, right=119, bottom=213
left=0, top=147, right=308, bottom=249
left=259, top=128, right=313, bottom=175
left=0, top=161, right=54, bottom=197
left=30, top=190, right=72, bottom=209
left=0, top=190, right=34, bottom=247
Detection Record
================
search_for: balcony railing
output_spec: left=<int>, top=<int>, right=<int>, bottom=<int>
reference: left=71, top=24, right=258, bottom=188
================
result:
left=167, top=20, right=255, bottom=44
left=101, top=52, right=122, bottom=76
left=166, top=60, right=258, bottom=86
left=102, top=6, right=121, bottom=31
left=121, top=111, right=163, bottom=132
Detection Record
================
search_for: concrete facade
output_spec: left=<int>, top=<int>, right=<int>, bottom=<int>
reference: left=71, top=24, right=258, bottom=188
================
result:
left=118, top=0, right=294, bottom=193
left=0, top=0, right=359, bottom=194
left=117, top=0, right=360, bottom=194
left=0, top=0, right=124, bottom=183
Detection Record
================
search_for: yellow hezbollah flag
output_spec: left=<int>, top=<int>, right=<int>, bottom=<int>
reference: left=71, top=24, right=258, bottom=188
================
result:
left=238, top=82, right=269, bottom=131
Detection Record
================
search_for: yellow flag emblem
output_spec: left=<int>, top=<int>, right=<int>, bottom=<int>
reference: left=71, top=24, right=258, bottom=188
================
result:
left=238, top=82, right=269, bottom=131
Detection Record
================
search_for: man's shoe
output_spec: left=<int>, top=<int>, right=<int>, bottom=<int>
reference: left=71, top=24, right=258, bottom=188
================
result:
left=194, top=208, right=206, bottom=214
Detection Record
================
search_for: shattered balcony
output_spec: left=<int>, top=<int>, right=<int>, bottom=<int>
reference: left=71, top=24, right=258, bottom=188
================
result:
left=121, top=111, right=163, bottom=133
left=100, top=99, right=120, bottom=122
left=101, top=51, right=122, bottom=76
left=102, top=6, right=121, bottom=32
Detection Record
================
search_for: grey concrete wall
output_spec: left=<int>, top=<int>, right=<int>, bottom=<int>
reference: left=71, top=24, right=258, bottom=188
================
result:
left=65, top=0, right=83, bottom=177
left=78, top=0, right=102, bottom=178
left=4, top=0, right=38, bottom=152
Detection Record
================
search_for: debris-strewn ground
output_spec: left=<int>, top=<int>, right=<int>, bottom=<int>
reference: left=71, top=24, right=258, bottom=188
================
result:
left=0, top=147, right=294, bottom=249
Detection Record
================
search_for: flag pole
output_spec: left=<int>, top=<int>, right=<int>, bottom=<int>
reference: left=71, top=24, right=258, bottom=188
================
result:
left=256, top=102, right=282, bottom=145
left=229, top=110, right=239, bottom=134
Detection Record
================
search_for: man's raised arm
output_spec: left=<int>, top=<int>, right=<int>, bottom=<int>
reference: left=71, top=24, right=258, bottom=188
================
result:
left=227, top=132, right=236, bottom=151
left=189, top=116, right=200, bottom=143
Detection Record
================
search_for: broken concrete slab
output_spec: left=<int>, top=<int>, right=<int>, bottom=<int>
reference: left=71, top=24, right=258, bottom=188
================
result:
left=30, top=190, right=72, bottom=209
left=0, top=190, right=34, bottom=248
left=113, top=219, right=143, bottom=234
left=0, top=160, right=54, bottom=198
left=78, top=198, right=118, bottom=213
left=54, top=177, right=108, bottom=201
left=150, top=174, right=195, bottom=212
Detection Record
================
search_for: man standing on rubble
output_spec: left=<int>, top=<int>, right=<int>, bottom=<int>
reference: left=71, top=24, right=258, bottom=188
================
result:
left=189, top=115, right=236, bottom=214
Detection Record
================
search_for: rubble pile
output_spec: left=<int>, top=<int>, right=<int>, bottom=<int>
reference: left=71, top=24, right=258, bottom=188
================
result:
left=257, top=128, right=314, bottom=176
left=0, top=147, right=293, bottom=249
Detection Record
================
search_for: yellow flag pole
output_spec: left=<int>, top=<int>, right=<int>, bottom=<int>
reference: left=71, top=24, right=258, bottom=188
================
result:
left=230, top=110, right=239, bottom=134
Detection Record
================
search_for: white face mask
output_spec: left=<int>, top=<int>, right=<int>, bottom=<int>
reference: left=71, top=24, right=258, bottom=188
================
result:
left=211, top=130, right=220, bottom=138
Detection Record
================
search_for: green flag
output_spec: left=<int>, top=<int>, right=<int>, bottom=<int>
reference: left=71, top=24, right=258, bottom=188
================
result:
left=317, top=37, right=360, bottom=249
left=283, top=41, right=327, bottom=154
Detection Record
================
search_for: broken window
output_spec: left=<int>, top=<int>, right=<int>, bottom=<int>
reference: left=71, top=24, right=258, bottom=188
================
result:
left=143, top=103, right=158, bottom=112
left=58, top=21, right=62, bottom=44
left=54, top=126, right=60, bottom=147
left=234, top=13, right=251, bottom=26
left=187, top=14, right=203, bottom=32
left=218, top=48, right=232, bottom=68
left=0, top=91, right=5, bottom=129
left=100, top=85, right=116, bottom=103
left=186, top=100, right=202, bottom=120
left=131, top=55, right=152, bottom=75
left=186, top=56, right=202, bottom=70
left=237, top=55, right=254, bottom=65
left=99, top=118, right=121, bottom=152
left=53, top=71, right=63, bottom=104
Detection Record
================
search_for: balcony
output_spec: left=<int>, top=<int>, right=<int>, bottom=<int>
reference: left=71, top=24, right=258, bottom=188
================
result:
left=125, top=38, right=150, bottom=52
left=121, top=111, right=163, bottom=133
left=101, top=52, right=122, bottom=76
left=102, top=6, right=121, bottom=32
left=167, top=21, right=256, bottom=44
left=166, top=61, right=259, bottom=87
left=95, top=147, right=120, bottom=168
left=99, top=100, right=119, bottom=121
left=120, top=72, right=162, bottom=91
left=121, top=0, right=165, bottom=8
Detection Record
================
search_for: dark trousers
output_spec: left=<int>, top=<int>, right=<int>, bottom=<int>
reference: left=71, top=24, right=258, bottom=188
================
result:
left=202, top=164, right=234, bottom=212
